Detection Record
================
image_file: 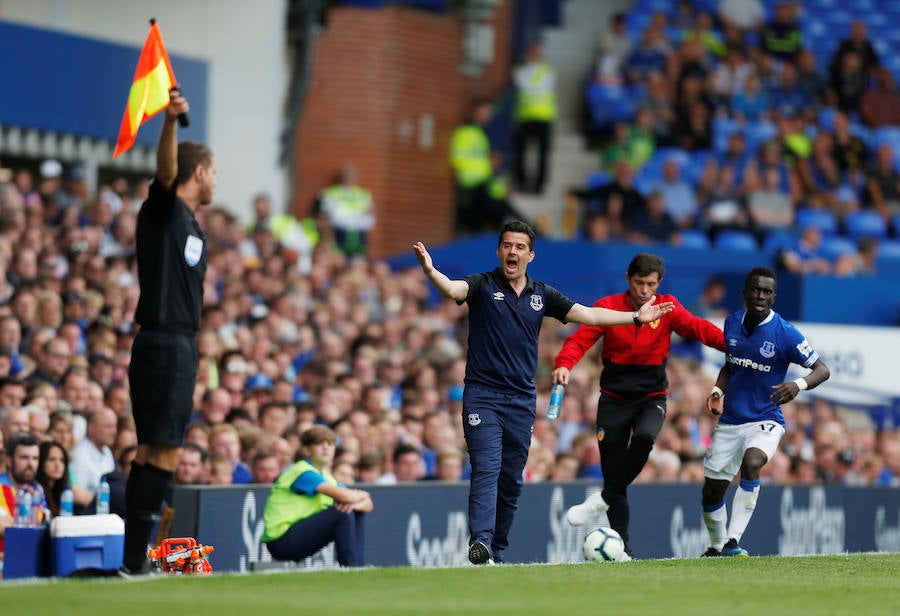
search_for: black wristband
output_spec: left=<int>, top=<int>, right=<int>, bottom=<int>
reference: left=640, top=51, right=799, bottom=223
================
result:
left=632, top=311, right=642, bottom=326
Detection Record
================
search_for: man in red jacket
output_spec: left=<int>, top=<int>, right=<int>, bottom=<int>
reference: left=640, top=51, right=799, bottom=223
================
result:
left=552, top=253, right=724, bottom=557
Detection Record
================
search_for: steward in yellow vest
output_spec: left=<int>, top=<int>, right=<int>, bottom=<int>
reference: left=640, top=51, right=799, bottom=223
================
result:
left=512, top=43, right=557, bottom=195
left=450, top=100, right=529, bottom=235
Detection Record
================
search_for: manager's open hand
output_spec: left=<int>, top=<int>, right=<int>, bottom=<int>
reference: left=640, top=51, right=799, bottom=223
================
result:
left=413, top=241, right=432, bottom=273
left=636, top=295, right=674, bottom=323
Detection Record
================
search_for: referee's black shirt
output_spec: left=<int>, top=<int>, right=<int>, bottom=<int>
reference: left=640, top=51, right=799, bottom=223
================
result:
left=461, top=268, right=574, bottom=396
left=133, top=179, right=207, bottom=333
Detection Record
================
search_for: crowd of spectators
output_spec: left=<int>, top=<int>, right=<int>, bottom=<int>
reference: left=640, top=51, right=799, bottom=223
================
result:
left=575, top=1, right=900, bottom=275
left=0, top=151, right=897, bottom=511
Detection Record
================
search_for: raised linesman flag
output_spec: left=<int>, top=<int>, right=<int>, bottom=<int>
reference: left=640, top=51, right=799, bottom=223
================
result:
left=113, top=19, right=179, bottom=158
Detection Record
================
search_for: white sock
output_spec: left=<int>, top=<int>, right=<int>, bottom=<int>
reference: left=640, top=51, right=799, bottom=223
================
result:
left=702, top=500, right=728, bottom=550
left=726, top=479, right=760, bottom=543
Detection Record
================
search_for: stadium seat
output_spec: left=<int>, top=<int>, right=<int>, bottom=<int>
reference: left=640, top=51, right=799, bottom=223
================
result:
left=872, top=126, right=900, bottom=150
left=714, top=230, right=758, bottom=252
left=745, top=121, right=777, bottom=152
left=684, top=149, right=714, bottom=186
left=795, top=208, right=839, bottom=236
left=818, top=107, right=837, bottom=132
left=585, top=170, right=613, bottom=190
left=844, top=210, right=888, bottom=239
left=655, top=147, right=692, bottom=169
left=712, top=117, right=739, bottom=153
left=876, top=239, right=900, bottom=261
left=819, top=236, right=858, bottom=262
left=587, top=84, right=636, bottom=130
left=678, top=229, right=711, bottom=250
left=763, top=230, right=798, bottom=254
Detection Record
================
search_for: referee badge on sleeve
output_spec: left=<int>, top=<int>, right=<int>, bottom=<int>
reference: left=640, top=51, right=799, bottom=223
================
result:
left=184, top=235, right=204, bottom=267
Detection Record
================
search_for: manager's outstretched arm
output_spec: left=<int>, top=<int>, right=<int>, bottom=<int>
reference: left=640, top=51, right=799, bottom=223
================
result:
left=414, top=241, right=469, bottom=302
left=566, top=295, right=674, bottom=327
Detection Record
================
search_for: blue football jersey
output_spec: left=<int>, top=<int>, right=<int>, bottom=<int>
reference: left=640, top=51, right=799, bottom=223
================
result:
left=720, top=309, right=819, bottom=426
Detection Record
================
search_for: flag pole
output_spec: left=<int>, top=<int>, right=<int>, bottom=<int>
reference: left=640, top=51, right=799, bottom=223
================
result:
left=151, top=18, right=191, bottom=128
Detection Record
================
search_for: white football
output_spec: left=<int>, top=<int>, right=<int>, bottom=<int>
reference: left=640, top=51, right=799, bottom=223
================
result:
left=582, top=527, right=627, bottom=562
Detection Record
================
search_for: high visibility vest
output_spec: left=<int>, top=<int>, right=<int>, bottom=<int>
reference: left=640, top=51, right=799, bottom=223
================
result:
left=319, top=185, right=374, bottom=232
left=270, top=214, right=319, bottom=249
left=514, top=61, right=558, bottom=122
left=488, top=175, right=508, bottom=200
left=450, top=124, right=493, bottom=188
left=262, top=459, right=337, bottom=543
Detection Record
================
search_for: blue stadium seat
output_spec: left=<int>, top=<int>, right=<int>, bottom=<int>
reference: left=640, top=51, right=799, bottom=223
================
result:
left=678, top=229, right=711, bottom=250
left=714, top=230, right=758, bottom=252
left=872, top=126, right=900, bottom=150
left=893, top=214, right=900, bottom=237
left=824, top=10, right=853, bottom=27
left=684, top=149, right=714, bottom=186
left=795, top=208, right=839, bottom=235
left=877, top=240, right=900, bottom=261
left=655, top=147, right=691, bottom=169
left=712, top=117, right=739, bottom=153
left=819, top=236, right=858, bottom=261
left=586, top=171, right=613, bottom=190
left=587, top=84, right=636, bottom=130
left=745, top=121, right=777, bottom=152
left=844, top=210, right=888, bottom=239
left=763, top=230, right=798, bottom=254
left=818, top=107, right=837, bottom=132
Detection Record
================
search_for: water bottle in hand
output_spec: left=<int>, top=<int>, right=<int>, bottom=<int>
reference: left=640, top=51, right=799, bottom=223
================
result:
left=61, top=486, right=74, bottom=516
left=547, top=383, right=565, bottom=420
left=96, top=478, right=110, bottom=515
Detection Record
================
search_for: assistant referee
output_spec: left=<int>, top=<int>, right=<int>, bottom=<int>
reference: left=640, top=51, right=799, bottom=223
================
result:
left=121, top=89, right=216, bottom=575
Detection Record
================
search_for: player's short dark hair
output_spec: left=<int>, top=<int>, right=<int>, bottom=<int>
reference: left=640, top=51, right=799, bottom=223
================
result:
left=745, top=266, right=777, bottom=290
left=393, top=443, right=421, bottom=464
left=498, top=219, right=536, bottom=251
left=258, top=401, right=288, bottom=421
left=627, top=253, right=665, bottom=279
left=5, top=431, right=39, bottom=457
left=183, top=442, right=209, bottom=463
left=176, top=141, right=214, bottom=186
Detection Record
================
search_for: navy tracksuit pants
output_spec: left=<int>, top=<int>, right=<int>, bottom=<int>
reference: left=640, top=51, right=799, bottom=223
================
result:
left=462, top=385, right=535, bottom=561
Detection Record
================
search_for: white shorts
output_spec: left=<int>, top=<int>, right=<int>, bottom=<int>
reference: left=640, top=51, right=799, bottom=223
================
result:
left=703, top=420, right=785, bottom=481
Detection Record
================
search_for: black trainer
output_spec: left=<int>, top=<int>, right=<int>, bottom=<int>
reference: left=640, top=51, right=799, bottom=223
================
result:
left=701, top=547, right=721, bottom=557
left=468, top=540, right=493, bottom=565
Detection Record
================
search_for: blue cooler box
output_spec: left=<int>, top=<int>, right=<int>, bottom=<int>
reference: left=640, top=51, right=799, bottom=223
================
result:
left=50, top=514, right=124, bottom=576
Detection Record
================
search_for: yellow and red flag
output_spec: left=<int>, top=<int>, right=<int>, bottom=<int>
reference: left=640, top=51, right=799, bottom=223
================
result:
left=113, top=20, right=177, bottom=158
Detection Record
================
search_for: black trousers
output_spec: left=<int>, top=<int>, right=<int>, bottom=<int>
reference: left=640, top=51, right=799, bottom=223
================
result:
left=513, top=120, right=552, bottom=194
left=455, top=183, right=524, bottom=235
left=596, top=394, right=667, bottom=548
left=266, top=507, right=366, bottom=567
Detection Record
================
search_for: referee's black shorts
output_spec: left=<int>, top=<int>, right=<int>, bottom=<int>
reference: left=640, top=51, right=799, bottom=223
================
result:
left=128, top=328, right=198, bottom=447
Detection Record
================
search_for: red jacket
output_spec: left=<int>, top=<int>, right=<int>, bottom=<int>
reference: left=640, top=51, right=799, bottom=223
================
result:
left=554, top=292, right=724, bottom=399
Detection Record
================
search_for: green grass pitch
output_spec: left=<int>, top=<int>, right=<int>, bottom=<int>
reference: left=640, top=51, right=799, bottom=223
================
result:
left=3, top=553, right=897, bottom=616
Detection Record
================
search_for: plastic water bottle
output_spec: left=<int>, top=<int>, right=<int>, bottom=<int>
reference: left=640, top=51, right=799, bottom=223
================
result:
left=547, top=383, right=565, bottom=420
left=60, top=486, right=75, bottom=516
left=96, top=478, right=110, bottom=515
left=18, top=489, right=32, bottom=527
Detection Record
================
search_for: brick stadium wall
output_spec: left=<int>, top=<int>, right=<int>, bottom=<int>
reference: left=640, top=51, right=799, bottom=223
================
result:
left=290, top=2, right=513, bottom=258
